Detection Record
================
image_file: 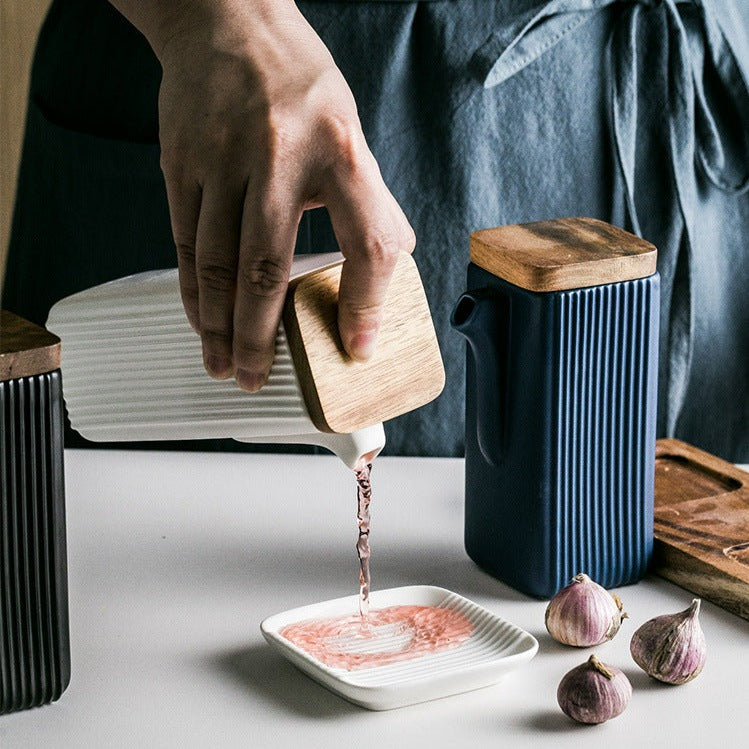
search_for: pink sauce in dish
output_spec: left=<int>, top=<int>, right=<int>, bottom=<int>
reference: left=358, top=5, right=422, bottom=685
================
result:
left=280, top=604, right=474, bottom=670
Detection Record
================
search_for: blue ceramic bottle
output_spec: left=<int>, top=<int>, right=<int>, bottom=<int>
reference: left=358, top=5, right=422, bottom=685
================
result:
left=452, top=218, right=659, bottom=598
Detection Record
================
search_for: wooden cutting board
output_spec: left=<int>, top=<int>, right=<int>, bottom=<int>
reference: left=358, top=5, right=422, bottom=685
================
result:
left=653, top=438, right=749, bottom=621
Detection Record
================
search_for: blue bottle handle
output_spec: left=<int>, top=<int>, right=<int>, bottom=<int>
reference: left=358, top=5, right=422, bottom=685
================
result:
left=451, top=288, right=508, bottom=466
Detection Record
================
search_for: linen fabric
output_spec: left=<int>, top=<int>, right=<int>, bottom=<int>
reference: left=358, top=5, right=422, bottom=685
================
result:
left=3, top=0, right=748, bottom=459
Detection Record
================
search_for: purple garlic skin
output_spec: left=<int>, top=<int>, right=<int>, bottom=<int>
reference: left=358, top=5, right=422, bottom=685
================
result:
left=545, top=573, right=627, bottom=647
left=557, top=654, right=632, bottom=724
left=630, top=598, right=706, bottom=685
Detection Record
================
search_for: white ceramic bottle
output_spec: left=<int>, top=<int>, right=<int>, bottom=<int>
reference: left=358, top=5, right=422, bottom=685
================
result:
left=46, top=252, right=443, bottom=468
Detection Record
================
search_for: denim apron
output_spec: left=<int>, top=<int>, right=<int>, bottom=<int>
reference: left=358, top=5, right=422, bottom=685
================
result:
left=3, top=0, right=748, bottom=459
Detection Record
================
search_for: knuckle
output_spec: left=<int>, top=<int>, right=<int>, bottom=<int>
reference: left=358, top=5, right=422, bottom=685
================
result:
left=176, top=242, right=197, bottom=264
left=265, top=107, right=301, bottom=161
left=200, top=327, right=233, bottom=348
left=402, top=224, right=416, bottom=254
left=196, top=261, right=236, bottom=294
left=321, top=111, right=362, bottom=172
left=239, top=256, right=289, bottom=298
left=232, top=337, right=272, bottom=361
left=342, top=299, right=381, bottom=323
left=179, top=285, right=199, bottom=311
left=362, top=231, right=401, bottom=266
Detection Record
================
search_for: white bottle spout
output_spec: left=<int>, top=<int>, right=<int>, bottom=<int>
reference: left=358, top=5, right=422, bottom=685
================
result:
left=235, top=422, right=386, bottom=470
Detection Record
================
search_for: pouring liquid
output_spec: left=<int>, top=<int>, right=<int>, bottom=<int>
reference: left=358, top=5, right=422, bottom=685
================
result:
left=279, top=459, right=474, bottom=670
left=354, top=459, right=372, bottom=618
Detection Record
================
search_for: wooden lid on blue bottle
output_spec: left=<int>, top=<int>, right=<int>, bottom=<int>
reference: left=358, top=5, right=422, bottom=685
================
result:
left=0, top=310, right=61, bottom=381
left=470, top=217, right=657, bottom=292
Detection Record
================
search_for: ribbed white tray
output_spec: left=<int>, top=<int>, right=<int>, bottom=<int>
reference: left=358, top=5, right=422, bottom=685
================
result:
left=261, top=585, right=538, bottom=710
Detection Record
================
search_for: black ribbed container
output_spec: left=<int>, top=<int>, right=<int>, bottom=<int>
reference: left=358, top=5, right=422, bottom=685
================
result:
left=1, top=313, right=70, bottom=714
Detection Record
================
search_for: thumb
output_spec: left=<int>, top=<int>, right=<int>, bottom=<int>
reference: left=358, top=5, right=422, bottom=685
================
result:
left=336, top=250, right=396, bottom=361
left=327, top=193, right=415, bottom=361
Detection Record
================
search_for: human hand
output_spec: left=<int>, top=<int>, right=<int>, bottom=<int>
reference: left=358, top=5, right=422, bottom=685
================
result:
left=117, top=0, right=415, bottom=391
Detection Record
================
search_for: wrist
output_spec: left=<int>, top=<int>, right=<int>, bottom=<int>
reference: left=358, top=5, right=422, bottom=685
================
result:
left=109, top=0, right=302, bottom=62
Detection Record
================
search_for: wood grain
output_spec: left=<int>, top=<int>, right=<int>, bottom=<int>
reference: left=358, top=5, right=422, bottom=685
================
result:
left=1, top=0, right=51, bottom=286
left=470, top=217, right=657, bottom=292
left=283, top=252, right=445, bottom=434
left=0, top=309, right=61, bottom=381
left=653, top=438, right=749, bottom=621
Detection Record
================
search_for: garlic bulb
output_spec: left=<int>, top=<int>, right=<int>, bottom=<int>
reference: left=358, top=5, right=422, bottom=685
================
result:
left=630, top=598, right=706, bottom=684
left=557, top=654, right=632, bottom=724
left=545, top=573, right=627, bottom=646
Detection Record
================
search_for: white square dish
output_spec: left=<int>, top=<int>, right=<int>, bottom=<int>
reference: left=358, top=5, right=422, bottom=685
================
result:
left=260, top=585, right=538, bottom=711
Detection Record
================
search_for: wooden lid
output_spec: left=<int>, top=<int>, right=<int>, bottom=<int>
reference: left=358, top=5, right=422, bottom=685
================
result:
left=283, top=252, right=445, bottom=434
left=0, top=310, right=61, bottom=382
left=470, top=217, right=657, bottom=292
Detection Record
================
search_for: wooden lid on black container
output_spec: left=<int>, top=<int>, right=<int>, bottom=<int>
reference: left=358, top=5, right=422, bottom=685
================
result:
left=0, top=310, right=61, bottom=381
left=470, top=217, right=657, bottom=292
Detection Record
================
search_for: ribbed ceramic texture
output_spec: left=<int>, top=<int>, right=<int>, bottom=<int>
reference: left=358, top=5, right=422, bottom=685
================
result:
left=261, top=585, right=538, bottom=710
left=460, top=264, right=659, bottom=599
left=46, top=270, right=315, bottom=442
left=0, top=371, right=71, bottom=713
left=551, top=277, right=658, bottom=591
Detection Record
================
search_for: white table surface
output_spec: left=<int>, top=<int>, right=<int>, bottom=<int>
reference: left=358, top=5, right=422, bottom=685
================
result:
left=2, top=449, right=747, bottom=748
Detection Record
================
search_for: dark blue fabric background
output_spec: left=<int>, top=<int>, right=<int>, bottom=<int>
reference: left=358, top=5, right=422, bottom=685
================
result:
left=3, top=0, right=748, bottom=460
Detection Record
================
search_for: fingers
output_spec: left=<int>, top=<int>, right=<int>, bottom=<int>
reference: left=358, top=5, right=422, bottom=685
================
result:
left=164, top=123, right=411, bottom=389
left=166, top=168, right=245, bottom=379
left=192, top=178, right=245, bottom=379
left=165, top=165, right=297, bottom=390
left=232, top=186, right=299, bottom=391
left=326, top=153, right=415, bottom=361
left=164, top=175, right=202, bottom=333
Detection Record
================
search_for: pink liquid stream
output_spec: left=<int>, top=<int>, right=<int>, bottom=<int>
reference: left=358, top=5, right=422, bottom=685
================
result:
left=354, top=458, right=372, bottom=618
left=279, top=459, right=475, bottom=670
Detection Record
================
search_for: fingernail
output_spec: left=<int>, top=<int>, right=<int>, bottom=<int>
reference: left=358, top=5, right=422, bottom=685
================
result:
left=236, top=369, right=267, bottom=392
left=349, top=330, right=377, bottom=362
left=205, top=355, right=233, bottom=379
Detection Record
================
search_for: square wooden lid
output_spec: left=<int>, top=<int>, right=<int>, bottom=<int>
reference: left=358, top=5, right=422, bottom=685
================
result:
left=470, top=217, right=657, bottom=292
left=1, top=310, right=61, bottom=382
left=283, top=252, right=445, bottom=434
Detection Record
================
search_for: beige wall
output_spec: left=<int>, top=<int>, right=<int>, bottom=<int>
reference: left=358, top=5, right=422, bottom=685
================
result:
left=1, top=0, right=51, bottom=291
